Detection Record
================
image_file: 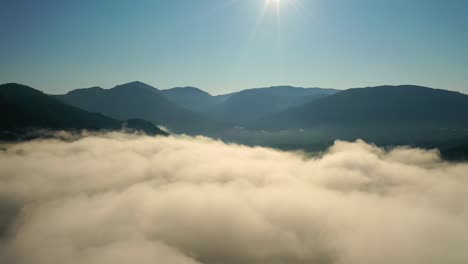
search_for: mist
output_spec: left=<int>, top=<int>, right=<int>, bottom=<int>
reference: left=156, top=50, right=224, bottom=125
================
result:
left=1, top=133, right=467, bottom=264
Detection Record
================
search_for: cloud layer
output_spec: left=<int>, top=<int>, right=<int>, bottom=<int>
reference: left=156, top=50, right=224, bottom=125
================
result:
left=1, top=133, right=467, bottom=264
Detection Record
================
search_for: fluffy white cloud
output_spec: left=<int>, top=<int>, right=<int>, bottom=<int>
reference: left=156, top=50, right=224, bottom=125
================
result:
left=0, top=133, right=467, bottom=264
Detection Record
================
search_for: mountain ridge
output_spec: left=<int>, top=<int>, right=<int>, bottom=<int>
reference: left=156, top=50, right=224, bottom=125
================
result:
left=0, top=83, right=168, bottom=139
left=56, top=82, right=230, bottom=135
left=255, top=84, right=468, bottom=129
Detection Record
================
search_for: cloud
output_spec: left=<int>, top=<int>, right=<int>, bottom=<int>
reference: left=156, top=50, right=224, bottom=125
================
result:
left=0, top=133, right=467, bottom=264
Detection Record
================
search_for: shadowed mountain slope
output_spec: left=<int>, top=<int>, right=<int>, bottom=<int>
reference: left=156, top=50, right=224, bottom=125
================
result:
left=0, top=83, right=167, bottom=139
left=202, top=86, right=338, bottom=125
left=56, top=82, right=228, bottom=134
left=257, top=85, right=468, bottom=129
left=160, top=86, right=218, bottom=111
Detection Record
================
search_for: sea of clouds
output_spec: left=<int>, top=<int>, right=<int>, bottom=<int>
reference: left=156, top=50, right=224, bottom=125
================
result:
left=0, top=132, right=467, bottom=264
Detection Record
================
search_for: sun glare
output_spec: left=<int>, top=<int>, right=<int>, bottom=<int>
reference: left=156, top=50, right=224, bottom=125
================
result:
left=265, top=0, right=282, bottom=10
left=237, top=0, right=304, bottom=48
left=266, top=0, right=281, bottom=4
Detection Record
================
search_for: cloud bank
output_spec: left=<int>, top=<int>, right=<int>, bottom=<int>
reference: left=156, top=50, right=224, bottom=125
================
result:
left=0, top=133, right=467, bottom=264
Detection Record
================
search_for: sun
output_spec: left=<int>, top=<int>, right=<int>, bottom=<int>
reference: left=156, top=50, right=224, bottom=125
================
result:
left=246, top=0, right=302, bottom=44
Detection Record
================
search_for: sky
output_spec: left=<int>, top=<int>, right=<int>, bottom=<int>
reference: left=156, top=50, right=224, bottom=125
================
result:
left=0, top=0, right=467, bottom=95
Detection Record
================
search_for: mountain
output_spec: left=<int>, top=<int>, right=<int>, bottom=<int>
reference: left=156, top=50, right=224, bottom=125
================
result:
left=55, top=81, right=228, bottom=134
left=258, top=85, right=468, bottom=128
left=252, top=85, right=468, bottom=146
left=202, top=86, right=338, bottom=125
left=0, top=83, right=167, bottom=139
left=160, top=86, right=218, bottom=111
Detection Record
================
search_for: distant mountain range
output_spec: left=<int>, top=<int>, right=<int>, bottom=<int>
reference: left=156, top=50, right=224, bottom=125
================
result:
left=199, top=86, right=338, bottom=125
left=257, top=85, right=468, bottom=129
left=160, top=86, right=225, bottom=112
left=251, top=85, right=468, bottom=151
left=0, top=83, right=167, bottom=140
left=55, top=81, right=229, bottom=135
left=2, top=81, right=468, bottom=159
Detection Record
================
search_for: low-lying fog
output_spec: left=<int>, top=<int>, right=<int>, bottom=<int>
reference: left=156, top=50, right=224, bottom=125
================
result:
left=1, top=133, right=467, bottom=264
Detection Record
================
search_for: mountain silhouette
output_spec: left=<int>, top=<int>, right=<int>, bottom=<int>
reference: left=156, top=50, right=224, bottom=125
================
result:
left=160, top=86, right=219, bottom=111
left=56, top=82, right=229, bottom=134
left=257, top=85, right=468, bottom=129
left=200, top=86, right=338, bottom=125
left=0, top=83, right=167, bottom=139
left=4, top=82, right=468, bottom=159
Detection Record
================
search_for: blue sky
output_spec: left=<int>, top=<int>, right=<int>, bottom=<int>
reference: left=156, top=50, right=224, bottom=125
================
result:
left=0, top=0, right=467, bottom=94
